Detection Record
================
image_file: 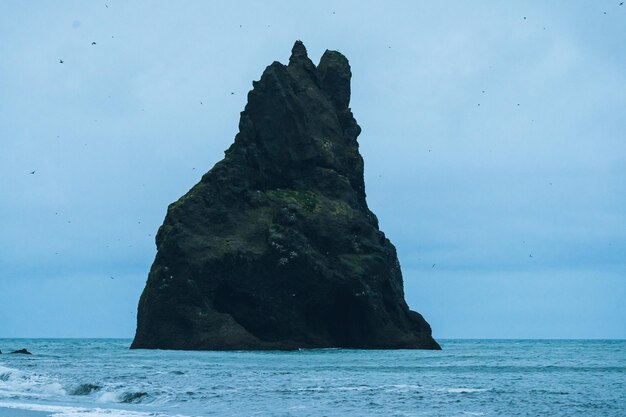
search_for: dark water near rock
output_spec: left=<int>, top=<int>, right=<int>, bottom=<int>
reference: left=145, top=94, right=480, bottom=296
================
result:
left=0, top=339, right=624, bottom=416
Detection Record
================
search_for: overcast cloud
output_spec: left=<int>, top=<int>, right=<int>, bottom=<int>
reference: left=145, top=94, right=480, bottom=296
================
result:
left=1, top=1, right=624, bottom=338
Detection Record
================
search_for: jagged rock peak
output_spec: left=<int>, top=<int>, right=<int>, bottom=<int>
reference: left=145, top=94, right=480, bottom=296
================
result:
left=286, top=40, right=316, bottom=78
left=318, top=49, right=351, bottom=109
left=289, top=40, right=309, bottom=63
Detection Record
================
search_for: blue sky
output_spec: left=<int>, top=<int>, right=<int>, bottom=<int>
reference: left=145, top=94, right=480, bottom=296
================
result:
left=1, top=1, right=624, bottom=339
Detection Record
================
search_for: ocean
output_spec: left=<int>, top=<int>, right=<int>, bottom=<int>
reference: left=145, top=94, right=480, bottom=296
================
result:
left=0, top=339, right=624, bottom=417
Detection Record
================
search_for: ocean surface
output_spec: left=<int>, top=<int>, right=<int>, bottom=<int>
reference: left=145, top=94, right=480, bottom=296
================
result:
left=0, top=339, right=624, bottom=417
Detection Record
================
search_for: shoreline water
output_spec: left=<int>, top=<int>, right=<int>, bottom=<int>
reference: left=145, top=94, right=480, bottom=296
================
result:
left=1, top=339, right=624, bottom=416
left=0, top=406, right=50, bottom=417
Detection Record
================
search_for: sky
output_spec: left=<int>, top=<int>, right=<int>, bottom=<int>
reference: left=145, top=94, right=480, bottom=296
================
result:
left=0, top=1, right=624, bottom=339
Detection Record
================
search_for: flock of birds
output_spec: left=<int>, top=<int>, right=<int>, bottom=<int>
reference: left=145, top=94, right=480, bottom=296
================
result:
left=29, top=4, right=625, bottom=278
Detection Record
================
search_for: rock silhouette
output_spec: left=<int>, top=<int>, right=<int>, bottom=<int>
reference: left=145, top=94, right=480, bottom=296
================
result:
left=131, top=41, right=440, bottom=350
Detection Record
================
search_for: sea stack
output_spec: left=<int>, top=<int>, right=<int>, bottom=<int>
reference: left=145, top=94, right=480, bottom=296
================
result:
left=131, top=41, right=440, bottom=350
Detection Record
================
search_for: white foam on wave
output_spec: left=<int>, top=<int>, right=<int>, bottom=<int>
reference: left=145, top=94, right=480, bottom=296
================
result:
left=383, top=384, right=421, bottom=392
left=0, top=401, right=189, bottom=417
left=0, top=364, right=66, bottom=399
left=96, top=392, right=121, bottom=403
left=334, top=386, right=370, bottom=392
left=439, top=387, right=488, bottom=393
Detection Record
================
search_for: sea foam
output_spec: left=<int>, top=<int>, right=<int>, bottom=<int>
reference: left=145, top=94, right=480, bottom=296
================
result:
left=0, top=401, right=188, bottom=417
left=0, top=364, right=66, bottom=399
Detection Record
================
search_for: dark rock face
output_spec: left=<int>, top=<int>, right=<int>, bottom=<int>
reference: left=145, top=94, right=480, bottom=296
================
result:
left=131, top=41, right=440, bottom=351
left=11, top=349, right=32, bottom=355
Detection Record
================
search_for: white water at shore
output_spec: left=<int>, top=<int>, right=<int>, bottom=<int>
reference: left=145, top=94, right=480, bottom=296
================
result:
left=1, top=339, right=625, bottom=416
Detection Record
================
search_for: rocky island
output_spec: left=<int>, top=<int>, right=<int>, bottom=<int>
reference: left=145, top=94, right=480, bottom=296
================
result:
left=131, top=41, right=440, bottom=350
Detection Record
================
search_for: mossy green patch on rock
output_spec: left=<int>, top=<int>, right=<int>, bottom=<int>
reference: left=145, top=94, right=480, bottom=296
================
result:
left=266, top=189, right=319, bottom=211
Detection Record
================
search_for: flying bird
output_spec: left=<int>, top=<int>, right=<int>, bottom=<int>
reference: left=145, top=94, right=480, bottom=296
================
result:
left=59, top=59, right=64, bottom=64
left=91, top=41, right=96, bottom=45
left=230, top=92, right=234, bottom=95
left=529, top=254, right=533, bottom=258
left=29, top=170, right=35, bottom=174
left=432, top=263, right=436, bottom=268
